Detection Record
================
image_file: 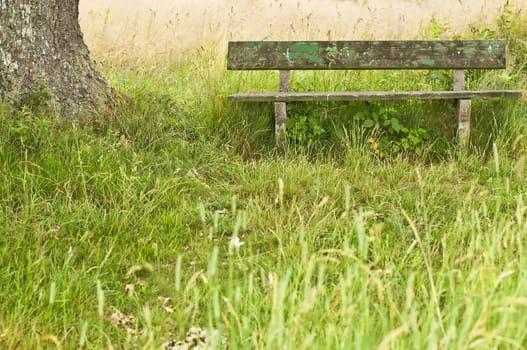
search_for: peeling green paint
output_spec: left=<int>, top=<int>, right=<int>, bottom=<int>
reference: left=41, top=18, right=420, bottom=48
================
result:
left=461, top=47, right=477, bottom=55
left=288, top=42, right=325, bottom=65
left=433, top=43, right=449, bottom=53
left=422, top=59, right=436, bottom=66
left=342, top=48, right=349, bottom=56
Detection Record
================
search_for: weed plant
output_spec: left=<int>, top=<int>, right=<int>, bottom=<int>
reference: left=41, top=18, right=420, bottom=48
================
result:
left=1, top=3, right=527, bottom=350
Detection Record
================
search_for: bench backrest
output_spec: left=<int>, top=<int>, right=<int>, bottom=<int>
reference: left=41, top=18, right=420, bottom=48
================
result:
left=227, top=40, right=506, bottom=70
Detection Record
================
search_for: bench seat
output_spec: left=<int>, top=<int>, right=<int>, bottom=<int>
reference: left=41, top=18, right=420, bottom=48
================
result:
left=228, top=90, right=522, bottom=102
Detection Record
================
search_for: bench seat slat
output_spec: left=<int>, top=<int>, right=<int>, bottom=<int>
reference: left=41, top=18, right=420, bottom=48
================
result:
left=228, top=90, right=522, bottom=102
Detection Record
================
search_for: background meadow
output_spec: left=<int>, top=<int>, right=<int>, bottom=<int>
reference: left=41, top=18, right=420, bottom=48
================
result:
left=80, top=0, right=527, bottom=63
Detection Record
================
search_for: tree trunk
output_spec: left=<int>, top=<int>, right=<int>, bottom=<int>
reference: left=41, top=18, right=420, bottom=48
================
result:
left=0, top=0, right=113, bottom=117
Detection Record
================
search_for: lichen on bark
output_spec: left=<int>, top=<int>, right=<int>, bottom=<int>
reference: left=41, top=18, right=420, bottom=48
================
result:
left=0, top=0, right=113, bottom=117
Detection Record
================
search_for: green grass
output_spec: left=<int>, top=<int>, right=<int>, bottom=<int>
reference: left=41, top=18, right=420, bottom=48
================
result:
left=2, top=11, right=527, bottom=349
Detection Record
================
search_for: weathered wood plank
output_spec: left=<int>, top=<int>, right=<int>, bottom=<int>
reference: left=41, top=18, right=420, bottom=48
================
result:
left=228, top=90, right=521, bottom=102
left=227, top=40, right=507, bottom=70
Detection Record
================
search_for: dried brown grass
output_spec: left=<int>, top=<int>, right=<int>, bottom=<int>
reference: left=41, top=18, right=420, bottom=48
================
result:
left=79, top=0, right=527, bottom=65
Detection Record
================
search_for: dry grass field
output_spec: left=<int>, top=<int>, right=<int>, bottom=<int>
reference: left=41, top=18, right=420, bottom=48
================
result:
left=80, top=0, right=527, bottom=64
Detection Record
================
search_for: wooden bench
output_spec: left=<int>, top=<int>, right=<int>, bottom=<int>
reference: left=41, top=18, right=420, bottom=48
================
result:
left=227, top=40, right=522, bottom=146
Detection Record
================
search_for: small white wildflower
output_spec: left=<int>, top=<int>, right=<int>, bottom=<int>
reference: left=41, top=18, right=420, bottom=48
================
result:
left=229, top=236, right=244, bottom=249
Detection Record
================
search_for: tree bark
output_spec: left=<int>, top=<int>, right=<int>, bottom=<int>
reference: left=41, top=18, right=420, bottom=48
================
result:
left=0, top=0, right=113, bottom=117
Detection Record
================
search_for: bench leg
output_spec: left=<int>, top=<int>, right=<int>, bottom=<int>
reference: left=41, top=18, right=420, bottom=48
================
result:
left=275, top=70, right=291, bottom=147
left=274, top=102, right=287, bottom=146
left=453, top=70, right=471, bottom=146
left=456, top=99, right=471, bottom=146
